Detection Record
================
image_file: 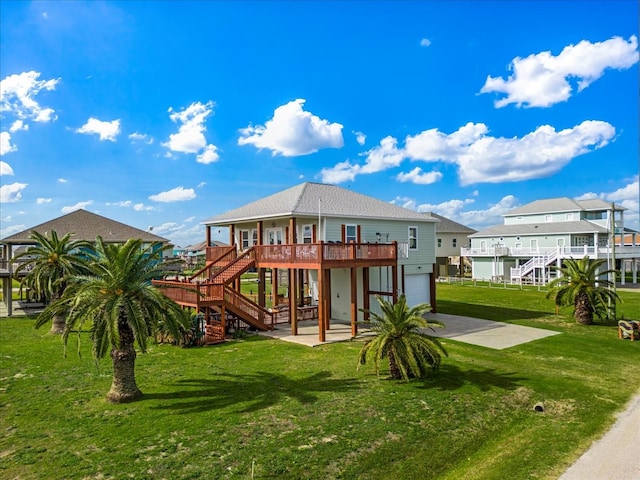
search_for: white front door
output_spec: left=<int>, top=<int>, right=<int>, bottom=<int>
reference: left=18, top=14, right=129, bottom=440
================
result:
left=266, top=228, right=283, bottom=245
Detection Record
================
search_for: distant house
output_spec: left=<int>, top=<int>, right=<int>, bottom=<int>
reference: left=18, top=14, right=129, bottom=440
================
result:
left=462, top=197, right=640, bottom=285
left=0, top=209, right=171, bottom=316
left=154, top=182, right=438, bottom=343
left=425, top=212, right=476, bottom=277
left=176, top=240, right=228, bottom=267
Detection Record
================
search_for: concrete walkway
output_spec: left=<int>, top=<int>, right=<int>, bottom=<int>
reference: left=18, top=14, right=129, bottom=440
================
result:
left=559, top=391, right=640, bottom=480
left=259, top=313, right=560, bottom=349
left=424, top=312, right=561, bottom=350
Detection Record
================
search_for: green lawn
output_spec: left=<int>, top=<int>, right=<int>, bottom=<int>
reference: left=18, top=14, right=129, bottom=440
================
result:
left=1, top=285, right=638, bottom=479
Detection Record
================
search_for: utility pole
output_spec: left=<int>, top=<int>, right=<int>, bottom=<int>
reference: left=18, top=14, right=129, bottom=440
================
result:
left=609, top=203, right=617, bottom=321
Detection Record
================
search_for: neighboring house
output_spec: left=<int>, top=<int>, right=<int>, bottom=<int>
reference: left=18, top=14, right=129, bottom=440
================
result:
left=177, top=240, right=228, bottom=268
left=425, top=212, right=476, bottom=277
left=462, top=197, right=640, bottom=285
left=0, top=209, right=171, bottom=316
left=154, top=182, right=438, bottom=342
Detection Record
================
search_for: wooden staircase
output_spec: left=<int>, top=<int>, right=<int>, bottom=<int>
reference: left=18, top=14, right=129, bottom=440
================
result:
left=155, top=247, right=274, bottom=332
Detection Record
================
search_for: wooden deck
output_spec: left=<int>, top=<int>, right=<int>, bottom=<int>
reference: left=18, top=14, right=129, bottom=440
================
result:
left=209, top=242, right=398, bottom=269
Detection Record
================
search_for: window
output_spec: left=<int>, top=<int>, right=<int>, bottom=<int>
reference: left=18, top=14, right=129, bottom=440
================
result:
left=302, top=225, right=313, bottom=244
left=545, top=215, right=552, bottom=222
left=408, top=226, right=418, bottom=250
left=437, top=238, right=442, bottom=248
left=345, top=225, right=357, bottom=243
left=240, top=230, right=250, bottom=249
left=452, top=238, right=457, bottom=248
left=566, top=213, right=574, bottom=221
left=252, top=229, right=258, bottom=246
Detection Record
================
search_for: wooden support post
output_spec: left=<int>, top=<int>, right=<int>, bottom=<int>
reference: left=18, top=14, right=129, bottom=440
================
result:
left=392, top=264, right=398, bottom=304
left=363, top=267, right=370, bottom=322
left=272, top=268, right=279, bottom=307
left=318, top=268, right=326, bottom=342
left=289, top=268, right=298, bottom=335
left=220, top=304, right=226, bottom=337
left=350, top=267, right=358, bottom=336
left=325, top=269, right=331, bottom=331
left=258, top=268, right=266, bottom=307
left=430, top=264, right=437, bottom=313
left=206, top=226, right=211, bottom=247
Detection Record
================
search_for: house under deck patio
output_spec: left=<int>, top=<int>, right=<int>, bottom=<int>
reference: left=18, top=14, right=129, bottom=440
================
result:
left=153, top=242, right=400, bottom=344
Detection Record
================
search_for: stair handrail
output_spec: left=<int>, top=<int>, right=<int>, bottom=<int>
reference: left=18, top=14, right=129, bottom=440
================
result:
left=223, top=285, right=274, bottom=330
left=189, top=247, right=237, bottom=282
left=211, top=247, right=257, bottom=285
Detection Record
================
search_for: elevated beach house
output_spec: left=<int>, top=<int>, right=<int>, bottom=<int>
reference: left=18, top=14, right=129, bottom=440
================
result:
left=153, top=182, right=438, bottom=342
left=0, top=209, right=171, bottom=316
left=462, top=197, right=640, bottom=285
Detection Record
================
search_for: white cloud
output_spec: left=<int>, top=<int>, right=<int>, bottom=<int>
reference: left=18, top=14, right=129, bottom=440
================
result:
left=396, top=167, right=443, bottom=185
left=197, top=181, right=206, bottom=188
left=453, top=120, right=615, bottom=185
left=36, top=197, right=51, bottom=204
left=128, top=132, right=153, bottom=144
left=9, top=120, right=28, bottom=132
left=61, top=201, right=93, bottom=213
left=324, top=120, right=615, bottom=186
left=238, top=99, right=344, bottom=156
left=58, top=178, right=68, bottom=183
left=106, top=200, right=132, bottom=207
left=196, top=144, right=220, bottom=164
left=420, top=38, right=431, bottom=47
left=1, top=132, right=17, bottom=155
left=353, top=131, right=366, bottom=145
left=184, top=216, right=195, bottom=223
left=1, top=182, right=28, bottom=202
left=417, top=195, right=519, bottom=230
left=0, top=71, right=59, bottom=122
left=360, top=136, right=405, bottom=174
left=133, top=203, right=155, bottom=211
left=578, top=177, right=640, bottom=231
left=76, top=117, right=121, bottom=141
left=1, top=161, right=14, bottom=175
left=164, top=101, right=214, bottom=154
left=414, top=121, right=611, bottom=187
left=320, top=160, right=360, bottom=184
left=480, top=35, right=639, bottom=108
left=149, top=186, right=196, bottom=203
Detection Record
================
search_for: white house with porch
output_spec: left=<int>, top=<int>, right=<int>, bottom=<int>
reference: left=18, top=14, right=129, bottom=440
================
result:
left=461, top=197, right=640, bottom=285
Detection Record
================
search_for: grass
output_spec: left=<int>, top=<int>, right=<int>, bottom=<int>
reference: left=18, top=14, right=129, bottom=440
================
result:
left=1, top=284, right=638, bottom=479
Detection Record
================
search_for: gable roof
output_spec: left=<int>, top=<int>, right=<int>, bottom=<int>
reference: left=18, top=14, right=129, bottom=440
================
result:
left=425, top=212, right=476, bottom=234
left=504, top=197, right=624, bottom=217
left=0, top=209, right=170, bottom=245
left=204, top=182, right=437, bottom=225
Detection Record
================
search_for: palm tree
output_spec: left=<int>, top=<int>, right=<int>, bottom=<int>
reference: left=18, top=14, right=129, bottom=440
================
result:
left=546, top=256, right=620, bottom=325
left=357, top=295, right=448, bottom=381
left=36, top=237, right=189, bottom=403
left=12, top=230, right=93, bottom=334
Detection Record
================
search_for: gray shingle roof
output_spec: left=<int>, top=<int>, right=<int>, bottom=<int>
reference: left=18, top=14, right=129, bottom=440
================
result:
left=203, top=182, right=437, bottom=224
left=469, top=221, right=609, bottom=238
left=0, top=209, right=170, bottom=245
left=425, top=212, right=476, bottom=234
left=505, top=197, right=624, bottom=216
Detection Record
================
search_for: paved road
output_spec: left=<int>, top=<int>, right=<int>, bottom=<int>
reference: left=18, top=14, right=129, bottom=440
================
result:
left=559, top=391, right=640, bottom=480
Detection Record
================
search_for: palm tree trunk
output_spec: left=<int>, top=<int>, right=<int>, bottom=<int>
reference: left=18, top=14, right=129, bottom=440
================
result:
left=388, top=351, right=402, bottom=380
left=49, top=290, right=65, bottom=334
left=106, top=320, right=142, bottom=403
left=50, top=314, right=66, bottom=334
left=574, top=292, right=593, bottom=325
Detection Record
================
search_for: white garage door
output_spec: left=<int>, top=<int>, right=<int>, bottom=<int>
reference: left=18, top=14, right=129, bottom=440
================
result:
left=404, top=273, right=430, bottom=307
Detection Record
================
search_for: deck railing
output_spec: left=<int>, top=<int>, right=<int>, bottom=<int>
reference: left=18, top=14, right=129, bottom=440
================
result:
left=253, top=241, right=397, bottom=266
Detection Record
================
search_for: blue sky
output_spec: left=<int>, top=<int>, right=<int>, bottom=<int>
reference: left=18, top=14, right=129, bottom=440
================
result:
left=1, top=0, right=638, bottom=247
